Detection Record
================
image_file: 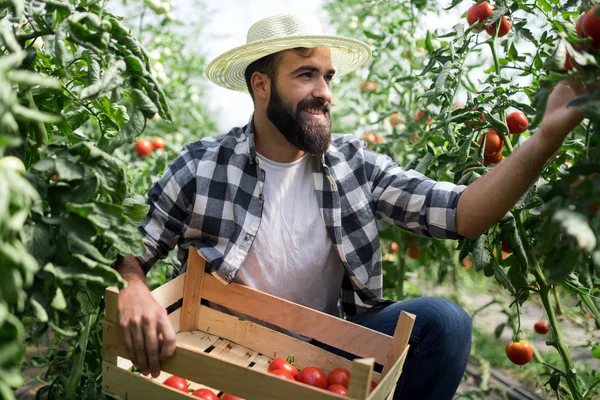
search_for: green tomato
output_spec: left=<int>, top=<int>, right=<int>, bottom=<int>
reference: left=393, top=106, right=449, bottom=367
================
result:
left=0, top=156, right=26, bottom=174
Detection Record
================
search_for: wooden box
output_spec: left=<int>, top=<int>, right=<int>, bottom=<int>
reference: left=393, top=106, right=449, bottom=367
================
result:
left=102, top=248, right=415, bottom=399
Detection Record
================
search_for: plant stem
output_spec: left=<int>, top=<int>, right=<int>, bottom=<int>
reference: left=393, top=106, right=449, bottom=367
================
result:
left=579, top=293, right=600, bottom=330
left=488, top=36, right=514, bottom=155
left=397, top=254, right=406, bottom=301
left=65, top=314, right=94, bottom=400
left=553, top=286, right=565, bottom=316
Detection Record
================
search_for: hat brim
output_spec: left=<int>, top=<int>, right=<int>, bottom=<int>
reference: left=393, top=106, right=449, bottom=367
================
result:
left=205, top=35, right=371, bottom=92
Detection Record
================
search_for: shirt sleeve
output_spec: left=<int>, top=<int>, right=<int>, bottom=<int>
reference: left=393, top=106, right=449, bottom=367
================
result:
left=135, top=146, right=197, bottom=274
left=366, top=149, right=467, bottom=240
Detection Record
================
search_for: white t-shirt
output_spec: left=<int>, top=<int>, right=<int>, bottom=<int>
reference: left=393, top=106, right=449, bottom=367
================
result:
left=235, top=152, right=344, bottom=317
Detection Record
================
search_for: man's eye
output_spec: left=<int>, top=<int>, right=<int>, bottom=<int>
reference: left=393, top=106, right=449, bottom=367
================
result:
left=301, top=72, right=312, bottom=78
left=325, top=75, right=334, bottom=81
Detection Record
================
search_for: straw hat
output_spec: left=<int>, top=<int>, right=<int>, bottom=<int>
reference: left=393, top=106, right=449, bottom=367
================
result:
left=205, top=13, right=371, bottom=92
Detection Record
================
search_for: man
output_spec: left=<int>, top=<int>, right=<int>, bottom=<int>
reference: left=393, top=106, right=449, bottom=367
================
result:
left=115, top=13, right=587, bottom=399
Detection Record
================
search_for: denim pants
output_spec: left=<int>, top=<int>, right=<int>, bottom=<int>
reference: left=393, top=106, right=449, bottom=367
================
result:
left=312, top=297, right=472, bottom=400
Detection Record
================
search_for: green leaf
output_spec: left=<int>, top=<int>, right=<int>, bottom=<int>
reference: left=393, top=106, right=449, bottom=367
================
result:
left=414, top=153, right=434, bottom=174
left=80, top=60, right=126, bottom=100
left=76, top=288, right=101, bottom=315
left=8, top=70, right=61, bottom=88
left=487, top=114, right=509, bottom=134
left=33, top=158, right=55, bottom=172
left=30, top=297, right=48, bottom=322
left=11, top=104, right=62, bottom=124
left=592, top=346, right=600, bottom=359
left=494, top=323, right=505, bottom=339
left=473, top=235, right=491, bottom=272
left=55, top=158, right=84, bottom=181
left=132, top=89, right=159, bottom=118
left=123, top=197, right=150, bottom=222
left=363, top=30, right=385, bottom=41
left=493, top=261, right=515, bottom=294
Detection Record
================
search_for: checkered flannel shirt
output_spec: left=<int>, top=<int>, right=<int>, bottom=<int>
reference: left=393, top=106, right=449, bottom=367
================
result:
left=136, top=119, right=467, bottom=317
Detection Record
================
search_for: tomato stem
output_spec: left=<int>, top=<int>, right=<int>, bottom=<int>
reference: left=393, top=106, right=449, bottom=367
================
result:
left=488, top=35, right=514, bottom=155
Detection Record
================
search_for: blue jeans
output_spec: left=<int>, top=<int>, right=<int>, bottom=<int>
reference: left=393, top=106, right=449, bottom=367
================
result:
left=312, top=297, right=472, bottom=400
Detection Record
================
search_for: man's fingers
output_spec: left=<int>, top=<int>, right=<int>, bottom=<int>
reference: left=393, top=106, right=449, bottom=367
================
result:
left=120, top=325, right=138, bottom=368
left=131, top=321, right=150, bottom=374
left=143, top=317, right=161, bottom=378
left=157, top=318, right=177, bottom=361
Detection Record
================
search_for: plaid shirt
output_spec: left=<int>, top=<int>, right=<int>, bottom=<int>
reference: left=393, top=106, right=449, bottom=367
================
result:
left=137, top=119, right=466, bottom=316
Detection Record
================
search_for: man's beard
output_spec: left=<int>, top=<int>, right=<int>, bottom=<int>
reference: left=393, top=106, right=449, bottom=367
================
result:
left=266, top=83, right=332, bottom=156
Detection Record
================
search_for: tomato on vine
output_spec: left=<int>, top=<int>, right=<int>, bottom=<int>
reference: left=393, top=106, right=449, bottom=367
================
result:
left=136, top=139, right=153, bottom=157
left=534, top=321, right=550, bottom=335
left=506, top=111, right=529, bottom=134
left=505, top=340, right=534, bottom=365
left=485, top=16, right=512, bottom=37
left=466, top=1, right=494, bottom=31
left=581, top=6, right=600, bottom=49
left=479, top=128, right=503, bottom=155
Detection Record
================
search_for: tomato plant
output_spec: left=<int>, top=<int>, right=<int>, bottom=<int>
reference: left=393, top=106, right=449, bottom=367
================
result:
left=505, top=340, right=534, bottom=366
left=163, top=376, right=188, bottom=392
left=295, top=367, right=328, bottom=389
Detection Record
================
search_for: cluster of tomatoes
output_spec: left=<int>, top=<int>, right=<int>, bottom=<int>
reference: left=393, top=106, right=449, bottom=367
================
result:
left=476, top=111, right=529, bottom=165
left=266, top=356, right=377, bottom=396
left=466, top=1, right=511, bottom=37
left=135, top=137, right=165, bottom=157
left=565, top=6, right=600, bottom=71
left=162, top=375, right=242, bottom=399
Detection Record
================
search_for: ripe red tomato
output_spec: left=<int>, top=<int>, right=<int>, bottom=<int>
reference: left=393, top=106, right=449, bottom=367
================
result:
left=363, top=132, right=376, bottom=143
left=582, top=6, right=600, bottom=49
left=135, top=139, right=153, bottom=157
left=534, top=321, right=550, bottom=335
left=327, top=368, right=350, bottom=389
left=479, top=128, right=503, bottom=156
left=269, top=369, right=295, bottom=380
left=389, top=241, right=399, bottom=254
left=163, top=376, right=188, bottom=392
left=485, top=16, right=512, bottom=37
left=484, top=151, right=503, bottom=165
left=506, top=111, right=529, bottom=134
left=505, top=340, right=533, bottom=365
left=268, top=357, right=298, bottom=376
left=501, top=239, right=512, bottom=254
left=406, top=247, right=419, bottom=260
left=466, top=2, right=494, bottom=31
left=220, top=393, right=246, bottom=400
left=576, top=13, right=586, bottom=37
left=564, top=52, right=574, bottom=71
left=327, top=384, right=348, bottom=395
left=295, top=367, right=328, bottom=389
left=152, top=137, right=165, bottom=150
left=191, top=388, right=219, bottom=400
left=370, top=380, right=378, bottom=391
left=360, top=81, right=377, bottom=91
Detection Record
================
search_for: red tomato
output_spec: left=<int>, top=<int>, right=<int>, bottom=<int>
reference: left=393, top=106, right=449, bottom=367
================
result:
left=269, top=369, right=295, bottom=380
left=534, top=321, right=550, bottom=335
left=363, top=132, right=376, bottom=143
left=360, top=81, right=377, bottom=91
left=505, top=340, right=534, bottom=365
left=389, top=113, right=405, bottom=126
left=466, top=2, right=494, bottom=31
left=464, top=108, right=485, bottom=128
left=267, top=357, right=298, bottom=376
left=327, top=384, right=348, bottom=395
left=485, top=16, right=512, bottom=37
left=220, top=393, right=246, bottom=400
left=576, top=13, right=585, bottom=37
left=582, top=6, right=600, bottom=49
left=370, top=380, right=378, bottom=391
left=406, top=247, right=419, bottom=260
left=152, top=137, right=165, bottom=150
left=135, top=139, right=153, bottom=157
left=163, top=376, right=188, bottom=392
left=506, top=111, right=529, bottom=134
left=415, top=110, right=426, bottom=121
left=295, top=367, right=328, bottom=389
left=564, top=52, right=574, bottom=71
left=327, top=368, right=350, bottom=389
left=479, top=128, right=503, bottom=156
left=484, top=151, right=503, bottom=165
left=389, top=241, right=399, bottom=254
left=191, top=388, right=219, bottom=400
left=502, top=239, right=513, bottom=254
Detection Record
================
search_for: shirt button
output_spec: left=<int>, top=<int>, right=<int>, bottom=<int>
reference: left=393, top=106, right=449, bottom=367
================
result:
left=258, top=193, right=263, bottom=200
left=225, top=275, right=232, bottom=281
left=245, top=234, right=252, bottom=241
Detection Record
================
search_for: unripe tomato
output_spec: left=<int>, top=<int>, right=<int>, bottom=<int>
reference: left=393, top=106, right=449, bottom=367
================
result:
left=389, top=241, right=399, bottom=254
left=152, top=137, right=165, bottom=149
left=0, top=156, right=26, bottom=174
left=135, top=139, right=153, bottom=157
left=267, top=357, right=298, bottom=376
left=327, top=384, right=348, bottom=395
left=295, top=367, right=328, bottom=389
left=485, top=16, right=512, bottom=37
left=479, top=129, right=503, bottom=156
left=466, top=2, right=494, bottom=31
left=506, top=111, right=529, bottom=134
left=163, top=376, right=188, bottom=392
left=191, top=388, right=218, bottom=400
left=389, top=113, right=405, bottom=126
left=534, top=321, right=550, bottom=335
left=406, top=247, right=419, bottom=260
left=582, top=6, right=600, bottom=49
left=505, top=340, right=533, bottom=365
left=327, top=368, right=350, bottom=389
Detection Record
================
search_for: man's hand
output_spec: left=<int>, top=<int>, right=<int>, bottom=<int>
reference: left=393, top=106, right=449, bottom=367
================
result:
left=116, top=256, right=177, bottom=378
left=537, top=79, right=586, bottom=145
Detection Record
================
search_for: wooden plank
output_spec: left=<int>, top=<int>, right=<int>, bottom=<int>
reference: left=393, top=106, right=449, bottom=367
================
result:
left=151, top=274, right=186, bottom=308
left=169, top=307, right=182, bottom=332
left=209, top=339, right=259, bottom=367
left=381, top=311, right=415, bottom=378
left=197, top=305, right=378, bottom=378
left=367, top=346, right=409, bottom=400
left=250, top=354, right=272, bottom=372
left=104, top=330, right=349, bottom=400
left=104, top=286, right=119, bottom=323
left=176, top=330, right=220, bottom=352
left=347, top=358, right=374, bottom=400
left=103, top=361, right=191, bottom=400
left=180, top=249, right=206, bottom=331
left=201, top=273, right=392, bottom=365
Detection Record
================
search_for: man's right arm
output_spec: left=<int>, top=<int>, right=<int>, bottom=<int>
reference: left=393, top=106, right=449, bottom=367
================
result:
left=115, top=255, right=177, bottom=378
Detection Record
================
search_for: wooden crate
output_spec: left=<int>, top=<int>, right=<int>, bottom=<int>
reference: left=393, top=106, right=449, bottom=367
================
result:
left=102, top=247, right=415, bottom=400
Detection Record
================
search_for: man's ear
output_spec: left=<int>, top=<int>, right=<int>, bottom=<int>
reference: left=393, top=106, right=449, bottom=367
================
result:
left=251, top=72, right=270, bottom=102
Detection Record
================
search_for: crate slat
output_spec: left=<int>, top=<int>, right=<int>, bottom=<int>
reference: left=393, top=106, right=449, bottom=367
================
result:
left=209, top=339, right=259, bottom=367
